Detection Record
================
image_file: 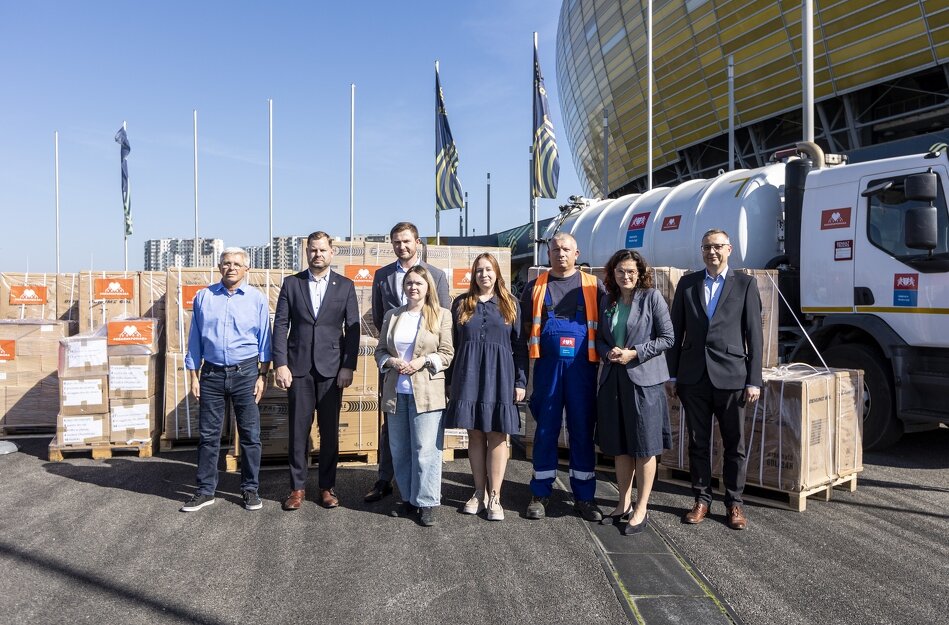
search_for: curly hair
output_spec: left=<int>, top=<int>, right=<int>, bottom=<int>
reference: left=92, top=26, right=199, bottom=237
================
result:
left=602, top=249, right=654, bottom=303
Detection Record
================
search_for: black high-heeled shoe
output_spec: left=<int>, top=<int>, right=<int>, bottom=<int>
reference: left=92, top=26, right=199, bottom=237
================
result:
left=599, top=506, right=634, bottom=525
left=623, top=512, right=650, bottom=535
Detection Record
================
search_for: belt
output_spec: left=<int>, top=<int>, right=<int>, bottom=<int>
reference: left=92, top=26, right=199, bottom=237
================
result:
left=202, top=356, right=259, bottom=373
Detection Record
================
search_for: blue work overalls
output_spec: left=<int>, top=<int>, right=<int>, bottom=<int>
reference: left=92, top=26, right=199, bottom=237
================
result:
left=529, top=288, right=597, bottom=501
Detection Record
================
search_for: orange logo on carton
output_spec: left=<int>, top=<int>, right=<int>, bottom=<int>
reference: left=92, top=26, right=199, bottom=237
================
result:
left=0, top=340, right=14, bottom=361
left=343, top=265, right=382, bottom=287
left=452, top=268, right=471, bottom=289
left=9, top=285, right=49, bottom=305
left=181, top=284, right=209, bottom=310
left=107, top=320, right=154, bottom=346
left=94, top=278, right=134, bottom=301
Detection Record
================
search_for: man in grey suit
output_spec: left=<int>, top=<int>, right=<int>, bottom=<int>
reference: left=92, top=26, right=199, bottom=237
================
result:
left=666, top=228, right=762, bottom=530
left=274, top=231, right=360, bottom=511
left=364, top=221, right=451, bottom=503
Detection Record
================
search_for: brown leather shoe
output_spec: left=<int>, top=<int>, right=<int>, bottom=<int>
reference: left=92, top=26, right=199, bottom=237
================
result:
left=283, top=489, right=305, bottom=511
left=727, top=505, right=748, bottom=530
left=320, top=488, right=339, bottom=509
left=683, top=502, right=709, bottom=524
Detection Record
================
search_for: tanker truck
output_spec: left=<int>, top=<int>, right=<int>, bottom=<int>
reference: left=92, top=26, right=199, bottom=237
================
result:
left=542, top=141, right=949, bottom=450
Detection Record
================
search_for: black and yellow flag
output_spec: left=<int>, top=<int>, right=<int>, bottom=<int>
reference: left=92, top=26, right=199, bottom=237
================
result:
left=435, top=64, right=464, bottom=211
left=532, top=41, right=559, bottom=199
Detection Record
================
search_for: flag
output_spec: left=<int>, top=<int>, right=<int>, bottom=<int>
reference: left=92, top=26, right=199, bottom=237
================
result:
left=114, top=126, right=132, bottom=236
left=435, top=64, right=464, bottom=211
left=532, top=41, right=559, bottom=199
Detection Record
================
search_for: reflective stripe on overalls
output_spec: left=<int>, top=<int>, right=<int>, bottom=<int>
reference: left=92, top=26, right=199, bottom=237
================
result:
left=529, top=287, right=597, bottom=500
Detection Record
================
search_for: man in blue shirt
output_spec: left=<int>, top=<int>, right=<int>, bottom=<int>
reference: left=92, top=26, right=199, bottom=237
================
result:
left=181, top=248, right=273, bottom=512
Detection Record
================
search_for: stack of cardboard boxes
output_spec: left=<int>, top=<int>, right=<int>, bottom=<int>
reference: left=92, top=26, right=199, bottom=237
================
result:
left=54, top=318, right=161, bottom=447
left=0, top=320, right=71, bottom=433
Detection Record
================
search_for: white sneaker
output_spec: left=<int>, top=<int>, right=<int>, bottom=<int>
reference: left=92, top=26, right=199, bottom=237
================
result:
left=462, top=490, right=485, bottom=514
left=486, top=491, right=504, bottom=521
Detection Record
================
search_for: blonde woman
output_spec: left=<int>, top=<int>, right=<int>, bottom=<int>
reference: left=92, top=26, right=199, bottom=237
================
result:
left=375, top=266, right=454, bottom=527
left=446, top=253, right=527, bottom=521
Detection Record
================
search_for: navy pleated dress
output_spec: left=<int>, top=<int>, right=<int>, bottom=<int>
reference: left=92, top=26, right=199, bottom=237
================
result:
left=445, top=295, right=528, bottom=434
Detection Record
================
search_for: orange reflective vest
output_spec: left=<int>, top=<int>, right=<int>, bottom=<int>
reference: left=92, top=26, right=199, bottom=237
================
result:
left=528, top=270, right=599, bottom=362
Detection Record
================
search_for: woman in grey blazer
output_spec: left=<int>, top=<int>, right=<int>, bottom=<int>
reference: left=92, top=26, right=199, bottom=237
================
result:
left=595, top=250, right=674, bottom=535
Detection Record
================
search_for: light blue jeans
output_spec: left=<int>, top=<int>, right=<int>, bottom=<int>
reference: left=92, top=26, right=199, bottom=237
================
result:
left=388, top=393, right=444, bottom=508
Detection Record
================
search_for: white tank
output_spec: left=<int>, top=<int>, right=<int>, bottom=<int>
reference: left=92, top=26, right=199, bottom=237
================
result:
left=543, top=164, right=787, bottom=270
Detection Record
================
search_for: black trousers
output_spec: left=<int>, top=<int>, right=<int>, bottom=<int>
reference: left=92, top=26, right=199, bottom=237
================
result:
left=288, top=368, right=341, bottom=490
left=678, top=371, right=746, bottom=507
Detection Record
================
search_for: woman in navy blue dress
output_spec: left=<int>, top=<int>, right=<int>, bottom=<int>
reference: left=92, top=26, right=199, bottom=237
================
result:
left=446, top=253, right=527, bottom=521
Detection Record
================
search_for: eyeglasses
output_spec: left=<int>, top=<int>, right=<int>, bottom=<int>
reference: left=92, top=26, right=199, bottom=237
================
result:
left=614, top=269, right=638, bottom=277
left=700, top=243, right=730, bottom=252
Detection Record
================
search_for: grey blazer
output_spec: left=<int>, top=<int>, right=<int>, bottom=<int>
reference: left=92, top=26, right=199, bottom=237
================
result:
left=595, top=288, right=673, bottom=388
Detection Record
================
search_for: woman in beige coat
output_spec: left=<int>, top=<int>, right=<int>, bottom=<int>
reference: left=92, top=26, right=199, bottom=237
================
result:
left=375, top=266, right=453, bottom=526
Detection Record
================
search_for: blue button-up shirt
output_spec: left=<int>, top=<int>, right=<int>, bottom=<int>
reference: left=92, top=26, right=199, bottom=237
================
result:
left=704, top=267, right=728, bottom=318
left=185, top=281, right=273, bottom=370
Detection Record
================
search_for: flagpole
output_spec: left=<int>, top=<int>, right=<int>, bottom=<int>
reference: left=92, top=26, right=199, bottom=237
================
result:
left=435, top=61, right=440, bottom=245
left=486, top=172, right=491, bottom=235
left=531, top=32, right=539, bottom=267
left=350, top=83, right=355, bottom=242
left=193, top=109, right=199, bottom=266
left=268, top=98, right=273, bottom=268
left=647, top=0, right=653, bottom=191
left=123, top=120, right=128, bottom=271
left=55, top=131, right=60, bottom=274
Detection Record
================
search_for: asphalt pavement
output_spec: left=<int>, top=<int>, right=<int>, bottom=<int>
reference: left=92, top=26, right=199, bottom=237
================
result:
left=0, top=428, right=946, bottom=625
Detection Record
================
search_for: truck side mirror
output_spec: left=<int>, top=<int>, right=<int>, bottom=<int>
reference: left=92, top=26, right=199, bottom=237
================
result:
left=905, top=206, right=938, bottom=251
left=904, top=172, right=937, bottom=202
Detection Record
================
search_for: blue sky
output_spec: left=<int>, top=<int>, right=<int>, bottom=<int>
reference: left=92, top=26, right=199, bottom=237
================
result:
left=0, top=1, right=583, bottom=272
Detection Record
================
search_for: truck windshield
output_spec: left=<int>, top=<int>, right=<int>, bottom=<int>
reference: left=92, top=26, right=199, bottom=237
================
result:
left=866, top=173, right=949, bottom=271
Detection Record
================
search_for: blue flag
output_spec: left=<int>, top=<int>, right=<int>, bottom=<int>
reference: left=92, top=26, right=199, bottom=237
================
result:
left=532, top=42, right=559, bottom=199
left=435, top=65, right=464, bottom=211
left=114, top=126, right=132, bottom=236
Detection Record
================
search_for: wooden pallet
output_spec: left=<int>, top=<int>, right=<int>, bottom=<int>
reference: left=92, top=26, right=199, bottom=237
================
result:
left=2, top=425, right=56, bottom=438
left=159, top=435, right=200, bottom=452
left=225, top=449, right=378, bottom=473
left=48, top=437, right=156, bottom=462
left=656, top=465, right=859, bottom=512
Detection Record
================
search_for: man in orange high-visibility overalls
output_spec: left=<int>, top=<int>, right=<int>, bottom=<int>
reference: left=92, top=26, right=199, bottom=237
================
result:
left=519, top=233, right=605, bottom=522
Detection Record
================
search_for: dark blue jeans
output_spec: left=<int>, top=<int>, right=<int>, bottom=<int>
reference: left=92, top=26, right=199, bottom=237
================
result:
left=196, top=359, right=262, bottom=495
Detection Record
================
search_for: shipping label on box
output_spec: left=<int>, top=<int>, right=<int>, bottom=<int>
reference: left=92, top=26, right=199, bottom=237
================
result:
left=109, top=354, right=157, bottom=399
left=1, top=273, right=60, bottom=321
left=110, top=397, right=155, bottom=443
left=59, top=335, right=109, bottom=377
left=59, top=375, right=109, bottom=415
left=57, top=413, right=109, bottom=445
left=0, top=340, right=13, bottom=361
left=107, top=318, right=160, bottom=353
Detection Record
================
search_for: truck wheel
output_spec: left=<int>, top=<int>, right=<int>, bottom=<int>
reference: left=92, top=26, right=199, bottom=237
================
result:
left=822, top=344, right=903, bottom=450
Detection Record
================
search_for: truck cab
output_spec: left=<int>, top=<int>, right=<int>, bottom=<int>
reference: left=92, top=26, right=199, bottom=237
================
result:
left=796, top=149, right=949, bottom=449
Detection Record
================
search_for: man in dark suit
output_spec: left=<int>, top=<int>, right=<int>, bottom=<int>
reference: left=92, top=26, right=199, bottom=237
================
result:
left=363, top=221, right=451, bottom=503
left=666, top=228, right=762, bottom=530
left=274, top=231, right=360, bottom=510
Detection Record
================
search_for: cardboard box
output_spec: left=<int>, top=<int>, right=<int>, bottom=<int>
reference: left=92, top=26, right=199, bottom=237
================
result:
left=58, top=334, right=109, bottom=377
left=56, top=273, right=81, bottom=322
left=344, top=336, right=379, bottom=397
left=107, top=317, right=161, bottom=354
left=57, top=412, right=109, bottom=445
left=77, top=272, right=140, bottom=333
left=743, top=367, right=836, bottom=492
left=659, top=388, right=725, bottom=475
left=0, top=273, right=59, bottom=321
left=59, top=375, right=109, bottom=416
left=0, top=320, right=70, bottom=372
left=110, top=396, right=157, bottom=444
left=162, top=352, right=200, bottom=440
left=310, top=395, right=378, bottom=452
left=165, top=268, right=217, bottom=353
left=737, top=269, right=780, bottom=369
left=138, top=271, right=167, bottom=320
left=109, top=354, right=158, bottom=399
left=833, top=368, right=863, bottom=476
left=256, top=399, right=290, bottom=456
left=0, top=375, right=60, bottom=431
